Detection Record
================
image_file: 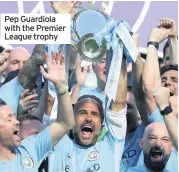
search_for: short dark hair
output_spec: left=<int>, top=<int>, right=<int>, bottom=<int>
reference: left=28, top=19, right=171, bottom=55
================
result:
left=17, top=114, right=42, bottom=126
left=160, top=64, right=178, bottom=75
left=0, top=98, right=6, bottom=107
left=74, top=95, right=104, bottom=123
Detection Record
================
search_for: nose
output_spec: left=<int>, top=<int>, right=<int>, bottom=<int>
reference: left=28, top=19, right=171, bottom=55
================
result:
left=165, top=76, right=171, bottom=85
left=15, top=118, right=20, bottom=126
left=85, top=113, right=92, bottom=123
left=155, top=139, right=162, bottom=148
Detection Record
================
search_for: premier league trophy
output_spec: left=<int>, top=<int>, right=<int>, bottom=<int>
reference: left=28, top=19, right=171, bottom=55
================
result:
left=71, top=5, right=108, bottom=62
left=48, top=1, right=139, bottom=102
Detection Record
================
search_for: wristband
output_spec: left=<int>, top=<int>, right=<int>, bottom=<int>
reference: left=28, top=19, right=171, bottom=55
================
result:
left=57, top=85, right=69, bottom=95
left=160, top=105, right=172, bottom=116
left=147, top=41, right=159, bottom=50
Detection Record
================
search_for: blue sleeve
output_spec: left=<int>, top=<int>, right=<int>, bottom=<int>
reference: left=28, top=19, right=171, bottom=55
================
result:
left=0, top=77, right=24, bottom=115
left=148, top=108, right=164, bottom=123
left=22, top=128, right=52, bottom=163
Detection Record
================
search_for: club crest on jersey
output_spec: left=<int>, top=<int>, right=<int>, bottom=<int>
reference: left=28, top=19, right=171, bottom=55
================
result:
left=88, top=151, right=99, bottom=161
left=22, top=157, right=34, bottom=169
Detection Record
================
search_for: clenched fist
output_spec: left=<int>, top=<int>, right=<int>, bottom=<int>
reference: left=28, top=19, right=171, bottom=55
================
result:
left=158, top=18, right=177, bottom=38
left=153, top=86, right=170, bottom=111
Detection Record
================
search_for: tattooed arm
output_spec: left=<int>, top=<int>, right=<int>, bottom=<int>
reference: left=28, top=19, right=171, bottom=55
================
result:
left=18, top=44, right=46, bottom=91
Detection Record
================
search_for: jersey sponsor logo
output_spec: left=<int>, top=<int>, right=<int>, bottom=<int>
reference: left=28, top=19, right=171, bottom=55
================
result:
left=64, top=163, right=100, bottom=172
left=86, top=163, right=100, bottom=172
left=122, top=149, right=137, bottom=165
left=22, top=157, right=34, bottom=169
left=65, top=165, right=70, bottom=172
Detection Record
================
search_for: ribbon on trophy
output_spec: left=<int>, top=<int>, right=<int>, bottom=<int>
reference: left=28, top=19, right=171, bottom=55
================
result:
left=94, top=18, right=139, bottom=101
left=92, top=18, right=139, bottom=151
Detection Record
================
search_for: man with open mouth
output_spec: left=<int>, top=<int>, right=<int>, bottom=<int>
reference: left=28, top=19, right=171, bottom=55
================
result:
left=52, top=56, right=128, bottom=172
left=0, top=45, right=75, bottom=172
left=128, top=122, right=176, bottom=172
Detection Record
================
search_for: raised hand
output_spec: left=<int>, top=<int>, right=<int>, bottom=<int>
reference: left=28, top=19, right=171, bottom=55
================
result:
left=17, top=89, right=39, bottom=116
left=149, top=27, right=168, bottom=43
left=0, top=49, right=12, bottom=75
left=158, top=18, right=177, bottom=38
left=153, top=86, right=170, bottom=111
left=40, top=52, right=66, bottom=87
left=51, top=1, right=79, bottom=17
left=74, top=60, right=88, bottom=87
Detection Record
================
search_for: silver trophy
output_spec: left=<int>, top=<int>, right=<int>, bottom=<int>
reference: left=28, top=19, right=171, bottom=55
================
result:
left=71, top=4, right=109, bottom=62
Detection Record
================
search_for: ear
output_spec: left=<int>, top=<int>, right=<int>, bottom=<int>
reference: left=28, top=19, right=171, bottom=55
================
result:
left=139, top=138, right=144, bottom=149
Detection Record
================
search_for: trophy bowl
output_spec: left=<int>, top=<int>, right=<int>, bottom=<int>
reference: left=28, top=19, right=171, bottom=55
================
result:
left=78, top=33, right=106, bottom=62
left=72, top=8, right=109, bottom=62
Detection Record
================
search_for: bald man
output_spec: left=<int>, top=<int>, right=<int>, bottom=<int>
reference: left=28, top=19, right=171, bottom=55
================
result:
left=4, top=47, right=30, bottom=77
left=128, top=122, right=178, bottom=172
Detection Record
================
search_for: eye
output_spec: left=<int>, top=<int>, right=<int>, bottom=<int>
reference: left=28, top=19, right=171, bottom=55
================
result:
left=7, top=117, right=12, bottom=122
left=31, top=132, right=38, bottom=135
left=149, top=137, right=156, bottom=141
left=11, top=61, right=18, bottom=64
left=79, top=111, right=86, bottom=116
left=92, top=112, right=99, bottom=117
left=172, top=78, right=178, bottom=82
left=162, top=138, right=170, bottom=142
left=161, top=78, right=166, bottom=82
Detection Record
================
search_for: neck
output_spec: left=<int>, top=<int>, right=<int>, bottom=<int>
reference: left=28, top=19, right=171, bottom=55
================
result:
left=144, top=164, right=163, bottom=172
left=0, top=145, right=16, bottom=162
left=151, top=170, right=163, bottom=172
left=96, top=80, right=105, bottom=94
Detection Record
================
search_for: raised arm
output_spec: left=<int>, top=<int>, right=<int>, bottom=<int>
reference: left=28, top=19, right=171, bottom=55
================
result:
left=70, top=60, right=88, bottom=104
left=18, top=45, right=46, bottom=91
left=40, top=52, right=74, bottom=147
left=30, top=82, right=48, bottom=120
left=142, top=28, right=167, bottom=113
left=154, top=87, right=178, bottom=150
left=110, top=56, right=127, bottom=112
left=132, top=33, right=149, bottom=126
left=158, top=18, right=178, bottom=65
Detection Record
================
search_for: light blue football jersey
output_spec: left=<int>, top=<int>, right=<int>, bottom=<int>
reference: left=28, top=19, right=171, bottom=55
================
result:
left=52, top=107, right=127, bottom=172
left=0, top=128, right=52, bottom=172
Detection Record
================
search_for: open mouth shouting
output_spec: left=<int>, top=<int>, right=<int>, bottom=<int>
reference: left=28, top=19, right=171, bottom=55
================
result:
left=13, top=128, right=21, bottom=142
left=80, top=124, right=94, bottom=139
left=169, top=89, right=174, bottom=96
left=150, top=149, right=164, bottom=162
left=103, top=70, right=106, bottom=76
